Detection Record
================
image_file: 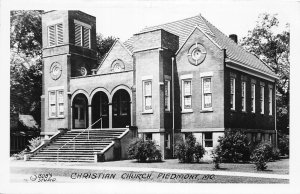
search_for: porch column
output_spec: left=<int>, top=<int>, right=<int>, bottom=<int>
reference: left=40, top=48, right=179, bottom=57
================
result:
left=88, top=104, right=92, bottom=128
left=70, top=106, right=73, bottom=129
left=109, top=103, right=113, bottom=128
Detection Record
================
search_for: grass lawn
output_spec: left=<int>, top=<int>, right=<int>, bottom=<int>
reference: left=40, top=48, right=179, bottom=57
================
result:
left=69, top=158, right=289, bottom=175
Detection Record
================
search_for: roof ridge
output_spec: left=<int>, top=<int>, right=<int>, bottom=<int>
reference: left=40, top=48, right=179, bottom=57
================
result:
left=140, top=14, right=202, bottom=32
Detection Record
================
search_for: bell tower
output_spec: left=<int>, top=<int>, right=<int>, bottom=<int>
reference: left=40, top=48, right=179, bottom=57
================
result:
left=41, top=10, right=97, bottom=137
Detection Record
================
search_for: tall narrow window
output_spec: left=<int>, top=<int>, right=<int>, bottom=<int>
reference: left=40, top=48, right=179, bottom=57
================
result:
left=241, top=81, right=246, bottom=112
left=74, top=20, right=91, bottom=48
left=230, top=78, right=236, bottom=110
left=251, top=84, right=256, bottom=113
left=49, top=89, right=64, bottom=118
left=269, top=87, right=273, bottom=115
left=165, top=80, right=170, bottom=111
left=182, top=79, right=192, bottom=110
left=202, top=77, right=212, bottom=109
left=143, top=80, right=152, bottom=112
left=49, top=91, right=56, bottom=117
left=57, top=90, right=64, bottom=116
left=48, top=23, right=63, bottom=47
left=260, top=85, right=265, bottom=114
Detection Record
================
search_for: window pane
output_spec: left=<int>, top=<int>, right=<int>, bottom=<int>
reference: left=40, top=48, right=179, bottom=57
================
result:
left=205, top=141, right=213, bottom=147
left=230, top=94, right=233, bottom=108
left=58, top=103, right=64, bottom=116
left=203, top=78, right=211, bottom=93
left=145, top=96, right=152, bottom=110
left=145, top=133, right=152, bottom=141
left=50, top=104, right=56, bottom=117
left=49, top=91, right=56, bottom=104
left=184, top=96, right=192, bottom=109
left=204, top=93, right=212, bottom=108
left=144, top=81, right=152, bottom=96
left=57, top=91, right=63, bottom=103
left=230, top=79, right=234, bottom=94
left=184, top=80, right=191, bottom=95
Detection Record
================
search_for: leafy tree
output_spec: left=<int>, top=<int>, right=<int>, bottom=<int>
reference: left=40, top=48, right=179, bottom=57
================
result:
left=10, top=10, right=43, bottom=126
left=241, top=13, right=289, bottom=134
left=96, top=34, right=116, bottom=64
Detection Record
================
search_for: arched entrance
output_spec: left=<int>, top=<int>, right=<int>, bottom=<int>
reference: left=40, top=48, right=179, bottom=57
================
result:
left=112, top=89, right=131, bottom=128
left=91, top=91, right=109, bottom=128
left=72, top=93, right=88, bottom=129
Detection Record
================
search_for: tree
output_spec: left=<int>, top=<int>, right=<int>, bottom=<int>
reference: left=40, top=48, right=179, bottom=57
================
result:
left=96, top=34, right=116, bottom=64
left=241, top=13, right=289, bottom=134
left=10, top=10, right=43, bottom=126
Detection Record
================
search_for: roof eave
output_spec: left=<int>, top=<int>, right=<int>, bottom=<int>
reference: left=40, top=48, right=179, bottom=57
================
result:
left=225, top=58, right=278, bottom=82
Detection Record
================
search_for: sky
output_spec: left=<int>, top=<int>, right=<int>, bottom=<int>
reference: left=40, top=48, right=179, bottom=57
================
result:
left=76, top=1, right=293, bottom=42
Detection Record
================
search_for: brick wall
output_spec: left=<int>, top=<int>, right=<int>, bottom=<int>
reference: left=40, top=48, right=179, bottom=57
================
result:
left=224, top=67, right=275, bottom=130
left=175, top=28, right=225, bottom=131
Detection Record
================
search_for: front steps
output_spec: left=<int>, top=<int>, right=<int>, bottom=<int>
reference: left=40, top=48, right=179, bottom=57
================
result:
left=28, top=129, right=129, bottom=162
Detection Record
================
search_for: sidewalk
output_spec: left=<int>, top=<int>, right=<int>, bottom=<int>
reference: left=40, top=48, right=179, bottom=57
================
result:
left=10, top=160, right=289, bottom=180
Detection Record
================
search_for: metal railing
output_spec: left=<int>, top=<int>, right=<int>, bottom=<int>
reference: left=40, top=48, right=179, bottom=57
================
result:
left=56, top=117, right=102, bottom=163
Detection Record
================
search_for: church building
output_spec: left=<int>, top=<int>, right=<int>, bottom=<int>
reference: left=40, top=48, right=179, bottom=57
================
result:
left=29, top=10, right=277, bottom=162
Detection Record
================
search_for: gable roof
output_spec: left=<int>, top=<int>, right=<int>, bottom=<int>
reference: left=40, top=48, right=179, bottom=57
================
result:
left=123, top=14, right=276, bottom=77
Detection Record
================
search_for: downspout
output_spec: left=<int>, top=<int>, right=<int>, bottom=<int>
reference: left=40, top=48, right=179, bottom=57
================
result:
left=171, top=57, right=175, bottom=157
left=275, top=84, right=277, bottom=148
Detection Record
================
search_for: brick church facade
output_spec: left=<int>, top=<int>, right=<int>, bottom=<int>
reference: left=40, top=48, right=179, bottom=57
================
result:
left=40, top=10, right=277, bottom=159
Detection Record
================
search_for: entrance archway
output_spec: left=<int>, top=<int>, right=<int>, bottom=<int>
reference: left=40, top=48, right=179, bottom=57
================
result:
left=91, top=91, right=109, bottom=128
left=72, top=93, right=88, bottom=129
left=112, top=89, right=131, bottom=128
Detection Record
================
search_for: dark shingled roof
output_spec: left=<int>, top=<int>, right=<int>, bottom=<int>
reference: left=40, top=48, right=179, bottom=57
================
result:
left=123, top=14, right=276, bottom=77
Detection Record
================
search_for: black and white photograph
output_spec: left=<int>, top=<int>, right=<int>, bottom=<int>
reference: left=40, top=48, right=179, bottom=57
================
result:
left=1, top=0, right=299, bottom=193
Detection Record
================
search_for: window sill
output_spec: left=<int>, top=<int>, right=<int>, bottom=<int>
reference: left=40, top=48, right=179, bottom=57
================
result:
left=181, top=110, right=193, bottom=114
left=200, top=109, right=213, bottom=113
left=142, top=111, right=153, bottom=114
left=48, top=116, right=65, bottom=119
left=230, top=109, right=237, bottom=112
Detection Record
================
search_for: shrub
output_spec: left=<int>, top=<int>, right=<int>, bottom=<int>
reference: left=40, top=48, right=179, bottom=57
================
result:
left=175, top=134, right=205, bottom=163
left=250, top=142, right=273, bottom=171
left=11, top=149, right=27, bottom=160
left=211, top=149, right=221, bottom=169
left=278, top=134, right=289, bottom=156
left=214, top=130, right=251, bottom=163
left=28, top=136, right=41, bottom=151
left=127, top=138, right=162, bottom=162
left=271, top=148, right=280, bottom=161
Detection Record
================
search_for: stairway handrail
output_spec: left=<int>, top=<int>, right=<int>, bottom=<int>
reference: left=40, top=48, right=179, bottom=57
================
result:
left=56, top=117, right=102, bottom=163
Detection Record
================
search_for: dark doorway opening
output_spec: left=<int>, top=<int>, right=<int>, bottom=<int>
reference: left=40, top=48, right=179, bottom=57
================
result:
left=91, top=91, right=109, bottom=128
left=112, top=89, right=131, bottom=128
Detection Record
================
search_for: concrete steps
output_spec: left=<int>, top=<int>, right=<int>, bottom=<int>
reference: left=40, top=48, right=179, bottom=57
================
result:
left=28, top=129, right=127, bottom=163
